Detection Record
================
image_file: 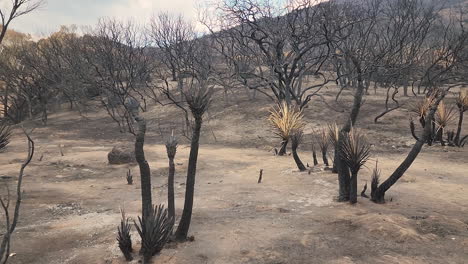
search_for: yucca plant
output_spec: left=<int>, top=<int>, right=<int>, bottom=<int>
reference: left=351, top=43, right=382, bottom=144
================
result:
left=165, top=132, right=178, bottom=225
left=454, top=89, right=468, bottom=146
left=409, top=93, right=437, bottom=145
left=268, top=101, right=305, bottom=156
left=410, top=96, right=434, bottom=127
left=340, top=128, right=371, bottom=204
left=117, top=208, right=133, bottom=261
left=126, top=169, right=133, bottom=185
left=0, top=122, right=11, bottom=151
left=435, top=101, right=456, bottom=145
left=314, top=128, right=330, bottom=167
left=370, top=160, right=381, bottom=202
left=135, top=204, right=173, bottom=263
left=290, top=129, right=307, bottom=171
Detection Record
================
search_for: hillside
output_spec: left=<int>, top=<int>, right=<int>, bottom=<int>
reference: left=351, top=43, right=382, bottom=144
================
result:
left=1, top=83, right=467, bottom=264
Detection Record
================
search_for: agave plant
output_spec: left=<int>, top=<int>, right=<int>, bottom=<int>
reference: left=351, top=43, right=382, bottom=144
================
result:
left=340, top=128, right=371, bottom=204
left=268, top=101, right=305, bottom=155
left=0, top=122, right=11, bottom=151
left=290, top=129, right=306, bottom=171
left=134, top=204, right=173, bottom=263
left=117, top=208, right=133, bottom=261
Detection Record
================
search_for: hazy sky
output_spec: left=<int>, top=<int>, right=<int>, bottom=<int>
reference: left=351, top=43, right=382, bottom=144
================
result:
left=11, top=0, right=200, bottom=36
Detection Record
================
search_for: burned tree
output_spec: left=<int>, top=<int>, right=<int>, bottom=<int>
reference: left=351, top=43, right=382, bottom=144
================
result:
left=0, top=0, right=43, bottom=45
left=82, top=19, right=151, bottom=134
left=291, top=130, right=307, bottom=171
left=371, top=89, right=445, bottom=203
left=323, top=0, right=442, bottom=201
left=165, top=133, right=178, bottom=225
left=175, top=81, right=213, bottom=241
left=205, top=0, right=334, bottom=108
left=0, top=129, right=34, bottom=263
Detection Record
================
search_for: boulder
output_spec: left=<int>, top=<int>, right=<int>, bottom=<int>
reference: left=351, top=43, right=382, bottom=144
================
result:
left=108, top=146, right=136, bottom=165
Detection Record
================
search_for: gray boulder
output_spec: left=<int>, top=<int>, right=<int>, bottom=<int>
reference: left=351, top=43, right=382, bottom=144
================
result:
left=108, top=146, right=136, bottom=165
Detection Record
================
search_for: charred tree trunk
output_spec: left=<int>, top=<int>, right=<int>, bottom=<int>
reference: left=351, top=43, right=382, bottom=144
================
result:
left=349, top=172, right=358, bottom=204
left=135, top=117, right=152, bottom=220
left=372, top=93, right=445, bottom=203
left=278, top=139, right=288, bottom=156
left=312, top=147, right=319, bottom=166
left=454, top=109, right=464, bottom=144
left=322, top=151, right=329, bottom=167
left=175, top=115, right=202, bottom=241
left=165, top=136, right=177, bottom=226
left=291, top=137, right=306, bottom=171
left=332, top=147, right=338, bottom=173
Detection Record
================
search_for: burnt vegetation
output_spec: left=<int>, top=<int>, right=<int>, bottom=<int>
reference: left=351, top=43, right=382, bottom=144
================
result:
left=0, top=0, right=467, bottom=262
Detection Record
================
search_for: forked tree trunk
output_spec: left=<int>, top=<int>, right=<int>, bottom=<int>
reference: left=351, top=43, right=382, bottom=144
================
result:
left=135, top=118, right=152, bottom=220
left=291, top=140, right=306, bottom=171
left=372, top=93, right=445, bottom=203
left=337, top=62, right=365, bottom=202
left=175, top=115, right=202, bottom=241
left=454, top=109, right=464, bottom=144
left=278, top=139, right=288, bottom=156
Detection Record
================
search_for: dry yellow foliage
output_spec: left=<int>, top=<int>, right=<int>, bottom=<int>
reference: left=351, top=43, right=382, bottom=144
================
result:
left=268, top=101, right=305, bottom=140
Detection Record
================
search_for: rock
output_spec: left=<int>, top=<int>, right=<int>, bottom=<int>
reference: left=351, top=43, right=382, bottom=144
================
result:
left=107, top=146, right=136, bottom=165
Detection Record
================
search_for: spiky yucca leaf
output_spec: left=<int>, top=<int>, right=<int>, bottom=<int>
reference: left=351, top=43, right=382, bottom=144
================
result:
left=316, top=127, right=330, bottom=152
left=327, top=123, right=339, bottom=145
left=0, top=122, right=11, bottom=151
left=117, top=208, right=133, bottom=261
left=268, top=102, right=305, bottom=140
left=134, top=204, right=173, bottom=261
left=340, top=128, right=371, bottom=174
left=165, top=131, right=178, bottom=158
left=435, top=101, right=456, bottom=129
left=410, top=96, right=435, bottom=119
left=457, top=89, right=468, bottom=111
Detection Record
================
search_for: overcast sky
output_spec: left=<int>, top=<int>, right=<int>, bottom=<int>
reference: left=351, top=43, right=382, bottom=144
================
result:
left=10, top=0, right=200, bottom=36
